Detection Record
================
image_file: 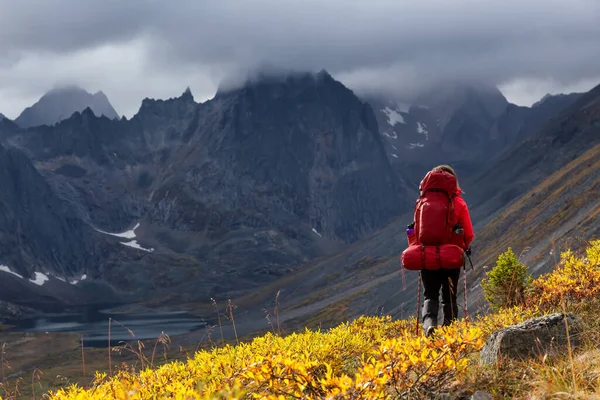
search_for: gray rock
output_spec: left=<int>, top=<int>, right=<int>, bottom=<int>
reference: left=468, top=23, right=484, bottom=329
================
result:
left=470, top=391, right=493, bottom=400
left=480, top=313, right=582, bottom=365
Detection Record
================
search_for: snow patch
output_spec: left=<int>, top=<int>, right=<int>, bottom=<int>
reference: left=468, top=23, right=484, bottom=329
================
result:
left=391, top=154, right=399, bottom=158
left=416, top=122, right=429, bottom=140
left=382, top=107, right=405, bottom=126
left=407, top=143, right=425, bottom=149
left=0, top=265, right=23, bottom=279
left=96, top=222, right=140, bottom=239
left=121, top=240, right=154, bottom=252
left=70, top=274, right=88, bottom=285
left=56, top=276, right=66, bottom=282
left=97, top=222, right=155, bottom=253
left=382, top=131, right=398, bottom=139
left=312, top=228, right=322, bottom=238
left=29, top=272, right=49, bottom=286
left=0, top=266, right=49, bottom=286
left=392, top=144, right=397, bottom=150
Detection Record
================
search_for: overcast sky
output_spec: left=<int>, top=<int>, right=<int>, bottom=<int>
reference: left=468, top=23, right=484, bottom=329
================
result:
left=1, top=0, right=599, bottom=119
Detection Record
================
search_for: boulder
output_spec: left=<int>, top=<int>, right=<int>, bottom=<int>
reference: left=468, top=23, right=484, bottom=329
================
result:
left=480, top=313, right=582, bottom=365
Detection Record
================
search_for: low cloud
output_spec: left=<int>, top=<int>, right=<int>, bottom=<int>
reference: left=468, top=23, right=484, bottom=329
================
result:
left=1, top=0, right=599, bottom=117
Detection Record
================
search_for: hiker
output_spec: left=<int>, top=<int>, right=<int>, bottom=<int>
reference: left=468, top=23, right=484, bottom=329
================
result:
left=401, top=165, right=474, bottom=337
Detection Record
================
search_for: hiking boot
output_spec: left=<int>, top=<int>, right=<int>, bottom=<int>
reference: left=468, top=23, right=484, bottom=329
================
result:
left=423, top=317, right=437, bottom=337
left=425, top=325, right=436, bottom=337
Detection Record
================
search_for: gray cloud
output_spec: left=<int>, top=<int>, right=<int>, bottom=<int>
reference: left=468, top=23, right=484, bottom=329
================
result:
left=1, top=0, right=599, bottom=118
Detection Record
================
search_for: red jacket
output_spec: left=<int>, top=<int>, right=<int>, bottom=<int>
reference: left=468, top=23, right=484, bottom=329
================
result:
left=453, top=190, right=474, bottom=249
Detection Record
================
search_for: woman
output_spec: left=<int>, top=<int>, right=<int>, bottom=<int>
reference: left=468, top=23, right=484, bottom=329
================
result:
left=421, top=165, right=474, bottom=337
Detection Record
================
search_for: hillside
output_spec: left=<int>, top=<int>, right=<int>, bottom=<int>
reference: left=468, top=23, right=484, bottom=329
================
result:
left=467, top=142, right=600, bottom=310
left=469, top=83, right=600, bottom=225
left=12, top=240, right=598, bottom=399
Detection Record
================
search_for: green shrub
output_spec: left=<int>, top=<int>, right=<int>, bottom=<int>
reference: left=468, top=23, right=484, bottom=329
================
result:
left=481, top=247, right=532, bottom=311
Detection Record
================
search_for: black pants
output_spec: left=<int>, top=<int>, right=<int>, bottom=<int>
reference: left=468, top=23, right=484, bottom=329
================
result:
left=421, top=268, right=461, bottom=326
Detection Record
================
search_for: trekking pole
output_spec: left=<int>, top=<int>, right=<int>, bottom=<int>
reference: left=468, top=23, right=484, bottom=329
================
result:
left=463, top=266, right=469, bottom=324
left=401, top=263, right=406, bottom=291
left=415, top=271, right=421, bottom=335
left=465, top=252, right=474, bottom=270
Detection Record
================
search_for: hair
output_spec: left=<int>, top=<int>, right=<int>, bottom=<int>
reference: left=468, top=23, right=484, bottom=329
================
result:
left=433, top=164, right=461, bottom=191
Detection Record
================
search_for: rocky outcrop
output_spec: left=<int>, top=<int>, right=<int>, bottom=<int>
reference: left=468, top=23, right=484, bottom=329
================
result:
left=469, top=391, right=492, bottom=400
left=480, top=313, right=583, bottom=365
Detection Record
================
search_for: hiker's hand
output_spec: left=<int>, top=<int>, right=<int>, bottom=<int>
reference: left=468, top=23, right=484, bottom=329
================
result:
left=465, top=247, right=472, bottom=256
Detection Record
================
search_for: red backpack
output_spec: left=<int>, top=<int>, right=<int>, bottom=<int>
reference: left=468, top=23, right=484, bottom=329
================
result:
left=401, top=169, right=465, bottom=270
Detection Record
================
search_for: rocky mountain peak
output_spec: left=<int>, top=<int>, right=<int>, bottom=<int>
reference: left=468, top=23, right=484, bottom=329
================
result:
left=137, top=87, right=197, bottom=115
left=15, top=85, right=119, bottom=128
left=181, top=87, right=194, bottom=102
left=531, top=92, right=583, bottom=109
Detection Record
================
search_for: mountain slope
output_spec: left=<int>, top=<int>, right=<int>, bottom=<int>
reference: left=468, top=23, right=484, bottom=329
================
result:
left=487, top=92, right=583, bottom=157
left=142, top=71, right=413, bottom=296
left=369, top=85, right=582, bottom=190
left=15, top=86, right=119, bottom=128
left=473, top=142, right=600, bottom=276
left=470, top=83, right=600, bottom=225
left=0, top=71, right=414, bottom=308
left=0, top=125, right=124, bottom=311
left=370, top=83, right=508, bottom=162
left=466, top=85, right=600, bottom=276
left=0, top=141, right=101, bottom=280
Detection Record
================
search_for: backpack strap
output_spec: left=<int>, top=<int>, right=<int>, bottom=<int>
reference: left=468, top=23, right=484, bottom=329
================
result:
left=446, top=193, right=456, bottom=241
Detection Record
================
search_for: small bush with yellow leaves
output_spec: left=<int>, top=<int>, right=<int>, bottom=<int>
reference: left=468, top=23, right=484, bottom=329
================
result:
left=529, top=239, right=600, bottom=310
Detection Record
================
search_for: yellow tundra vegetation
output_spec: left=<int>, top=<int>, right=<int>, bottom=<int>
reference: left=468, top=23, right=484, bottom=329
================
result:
left=26, top=241, right=600, bottom=398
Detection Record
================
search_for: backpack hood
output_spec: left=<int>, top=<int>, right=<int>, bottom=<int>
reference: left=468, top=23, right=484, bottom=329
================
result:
left=419, top=169, right=458, bottom=196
